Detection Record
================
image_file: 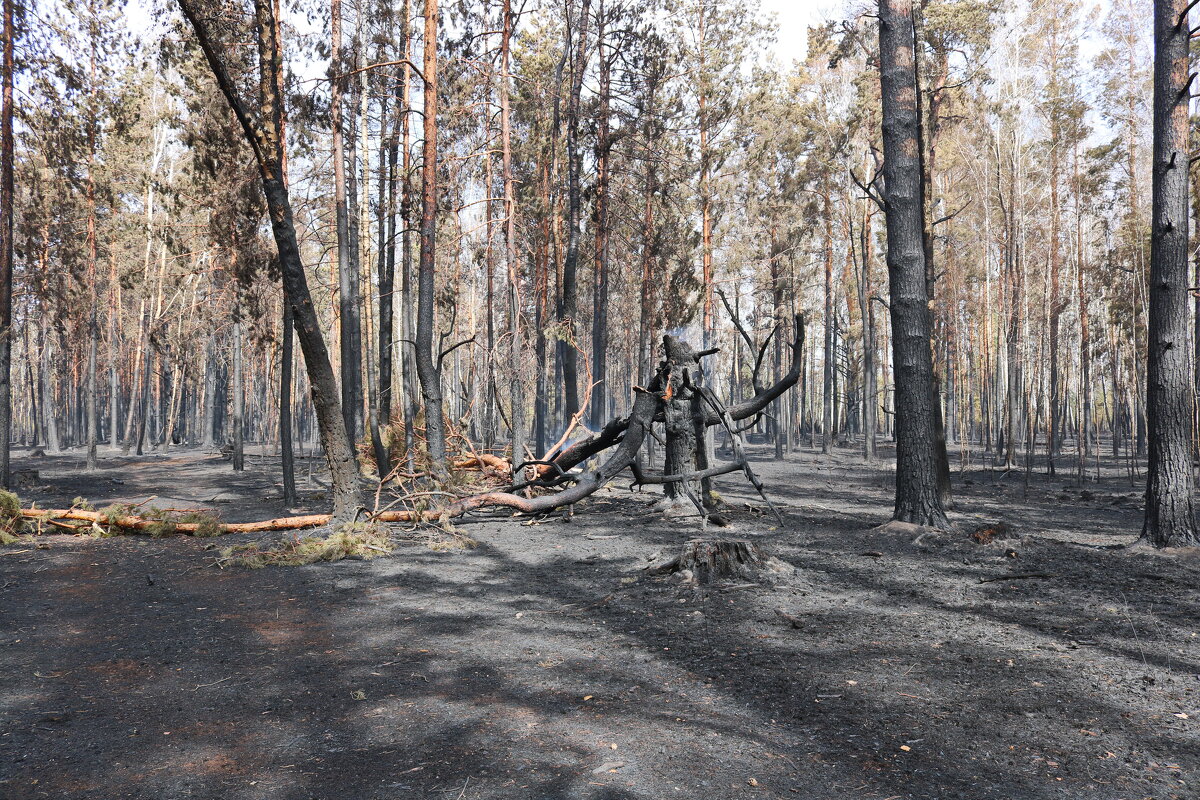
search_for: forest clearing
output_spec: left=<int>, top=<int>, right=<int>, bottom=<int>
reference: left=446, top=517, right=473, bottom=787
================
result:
left=2, top=0, right=1200, bottom=797
left=0, top=443, right=1196, bottom=799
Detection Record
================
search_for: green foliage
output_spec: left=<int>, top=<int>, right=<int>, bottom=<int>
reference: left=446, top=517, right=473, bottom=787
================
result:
left=0, top=490, right=20, bottom=520
left=0, top=490, right=24, bottom=544
left=175, top=511, right=224, bottom=538
left=1, top=491, right=27, bottom=542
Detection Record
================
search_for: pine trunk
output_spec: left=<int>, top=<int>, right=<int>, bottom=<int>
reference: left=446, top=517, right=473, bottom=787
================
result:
left=415, top=0, right=448, bottom=478
left=877, top=0, right=950, bottom=529
left=1142, top=0, right=1198, bottom=547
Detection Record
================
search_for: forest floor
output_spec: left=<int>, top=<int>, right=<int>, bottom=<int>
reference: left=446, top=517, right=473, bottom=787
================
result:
left=0, top=441, right=1197, bottom=800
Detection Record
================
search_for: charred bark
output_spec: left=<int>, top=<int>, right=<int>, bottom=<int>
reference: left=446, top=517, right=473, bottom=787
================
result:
left=1142, top=0, right=1198, bottom=547
left=0, top=0, right=12, bottom=487
left=877, top=0, right=951, bottom=530
left=415, top=0, right=448, bottom=479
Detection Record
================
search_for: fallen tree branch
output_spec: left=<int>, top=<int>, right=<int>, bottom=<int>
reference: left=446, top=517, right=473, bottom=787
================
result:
left=977, top=573, right=1058, bottom=584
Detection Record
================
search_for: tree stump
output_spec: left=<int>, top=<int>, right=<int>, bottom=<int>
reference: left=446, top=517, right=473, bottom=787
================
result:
left=648, top=539, right=795, bottom=586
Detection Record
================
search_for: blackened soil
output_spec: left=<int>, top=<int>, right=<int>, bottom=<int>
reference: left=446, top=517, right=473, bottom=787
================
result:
left=0, top=444, right=1197, bottom=799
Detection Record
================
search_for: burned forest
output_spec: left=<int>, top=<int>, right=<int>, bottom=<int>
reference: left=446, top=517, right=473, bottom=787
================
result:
left=0, top=1, right=1198, bottom=798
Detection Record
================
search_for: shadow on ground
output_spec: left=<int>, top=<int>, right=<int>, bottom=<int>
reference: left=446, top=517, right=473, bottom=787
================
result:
left=0, top=444, right=1197, bottom=799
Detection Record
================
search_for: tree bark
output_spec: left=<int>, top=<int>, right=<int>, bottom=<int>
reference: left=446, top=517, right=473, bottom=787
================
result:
left=1076, top=144, right=1091, bottom=465
left=107, top=256, right=119, bottom=449
left=40, top=324, right=59, bottom=453
left=0, top=0, right=13, bottom=486
left=332, top=0, right=364, bottom=446
left=822, top=186, right=834, bottom=454
left=84, top=16, right=99, bottom=471
left=558, top=0, right=590, bottom=425
left=1142, top=0, right=1198, bottom=547
left=231, top=308, right=244, bottom=472
left=877, top=0, right=950, bottom=529
left=500, top=0, right=525, bottom=481
left=590, top=0, right=611, bottom=431
left=415, top=0, right=448, bottom=478
left=281, top=300, right=297, bottom=505
left=1048, top=52, right=1063, bottom=471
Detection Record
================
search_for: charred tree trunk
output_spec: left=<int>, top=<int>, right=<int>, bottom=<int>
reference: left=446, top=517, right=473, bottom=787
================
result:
left=332, top=0, right=363, bottom=446
left=84, top=27, right=99, bottom=472
left=558, top=0, right=590, bottom=425
left=40, top=324, right=60, bottom=454
left=501, top=0, right=525, bottom=480
left=415, top=0, right=448, bottom=478
left=0, top=0, right=12, bottom=486
left=231, top=310, right=245, bottom=472
left=371, top=90, right=394, bottom=479
left=398, top=1, right=416, bottom=472
left=281, top=300, right=297, bottom=506
left=1076, top=144, right=1092, bottom=465
left=380, top=43, right=402, bottom=431
left=1142, top=0, right=1198, bottom=547
left=647, top=540, right=795, bottom=586
left=877, top=0, right=951, bottom=530
left=590, top=0, right=611, bottom=431
left=822, top=187, right=834, bottom=454
left=201, top=335, right=217, bottom=448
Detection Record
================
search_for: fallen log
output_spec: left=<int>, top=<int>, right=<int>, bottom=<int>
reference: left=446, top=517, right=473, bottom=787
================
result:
left=17, top=508, right=440, bottom=535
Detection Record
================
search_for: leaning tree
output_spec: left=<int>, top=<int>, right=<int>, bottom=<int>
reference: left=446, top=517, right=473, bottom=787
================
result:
left=176, top=0, right=361, bottom=520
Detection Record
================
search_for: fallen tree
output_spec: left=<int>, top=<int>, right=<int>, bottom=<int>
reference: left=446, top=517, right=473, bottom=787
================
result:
left=16, top=319, right=804, bottom=536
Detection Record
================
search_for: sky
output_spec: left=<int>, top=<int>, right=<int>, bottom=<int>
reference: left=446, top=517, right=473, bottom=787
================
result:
left=759, top=0, right=848, bottom=64
left=122, top=0, right=851, bottom=70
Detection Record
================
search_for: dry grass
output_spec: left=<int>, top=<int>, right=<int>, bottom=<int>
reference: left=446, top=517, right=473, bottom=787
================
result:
left=216, top=523, right=394, bottom=569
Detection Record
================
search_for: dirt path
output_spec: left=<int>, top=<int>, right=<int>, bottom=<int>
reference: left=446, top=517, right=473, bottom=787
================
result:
left=1, top=445, right=1197, bottom=799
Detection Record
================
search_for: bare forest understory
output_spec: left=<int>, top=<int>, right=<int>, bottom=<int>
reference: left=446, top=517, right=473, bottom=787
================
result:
left=0, top=443, right=1197, bottom=800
